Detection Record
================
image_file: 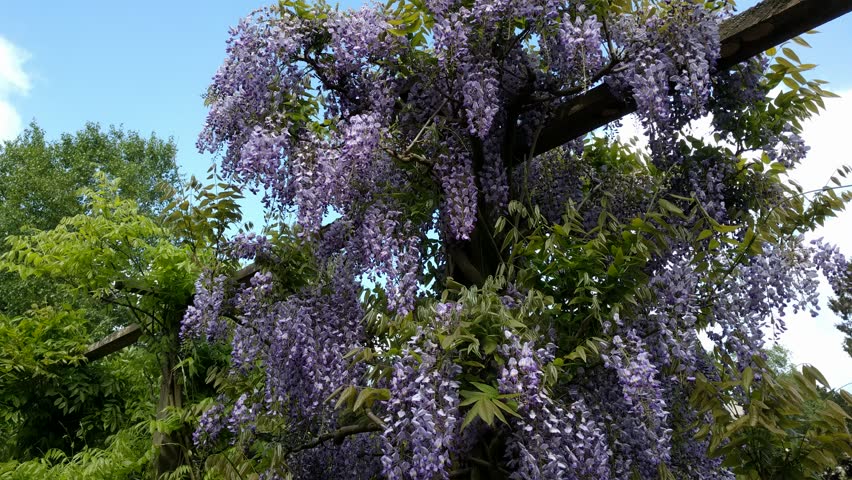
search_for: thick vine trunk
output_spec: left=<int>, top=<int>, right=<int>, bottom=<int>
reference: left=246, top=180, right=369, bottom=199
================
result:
left=153, top=321, right=189, bottom=477
left=448, top=221, right=500, bottom=287
left=446, top=136, right=508, bottom=287
left=443, top=140, right=515, bottom=480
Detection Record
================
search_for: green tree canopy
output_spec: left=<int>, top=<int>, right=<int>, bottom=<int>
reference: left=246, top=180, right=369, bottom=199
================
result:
left=0, top=122, right=180, bottom=316
left=0, top=122, right=179, bottom=238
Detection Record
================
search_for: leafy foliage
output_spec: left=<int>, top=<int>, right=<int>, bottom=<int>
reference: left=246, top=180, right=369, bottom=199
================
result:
left=692, top=354, right=852, bottom=479
left=0, top=306, right=157, bottom=463
left=0, top=422, right=154, bottom=480
left=828, top=262, right=852, bottom=357
left=0, top=122, right=180, bottom=317
left=0, top=176, right=246, bottom=478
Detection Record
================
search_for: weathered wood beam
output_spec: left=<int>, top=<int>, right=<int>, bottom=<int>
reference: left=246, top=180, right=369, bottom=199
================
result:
left=234, top=262, right=261, bottom=283
left=85, top=323, right=143, bottom=361
left=529, top=0, right=852, bottom=158
left=718, top=0, right=852, bottom=70
left=85, top=263, right=262, bottom=360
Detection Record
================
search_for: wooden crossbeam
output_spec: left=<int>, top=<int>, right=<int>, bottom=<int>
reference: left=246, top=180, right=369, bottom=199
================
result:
left=85, top=323, right=143, bottom=361
left=84, top=263, right=262, bottom=360
left=233, top=263, right=261, bottom=283
left=530, top=0, right=852, bottom=158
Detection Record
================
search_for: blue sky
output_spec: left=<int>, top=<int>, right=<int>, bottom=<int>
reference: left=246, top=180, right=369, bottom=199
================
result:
left=1, top=1, right=270, bottom=180
left=1, top=1, right=852, bottom=386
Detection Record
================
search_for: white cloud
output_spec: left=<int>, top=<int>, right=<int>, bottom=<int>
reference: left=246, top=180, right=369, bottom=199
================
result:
left=617, top=92, right=852, bottom=389
left=0, top=36, right=31, bottom=142
left=0, top=100, right=22, bottom=140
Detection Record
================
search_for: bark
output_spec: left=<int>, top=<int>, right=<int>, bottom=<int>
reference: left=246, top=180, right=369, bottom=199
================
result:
left=153, top=314, right=190, bottom=478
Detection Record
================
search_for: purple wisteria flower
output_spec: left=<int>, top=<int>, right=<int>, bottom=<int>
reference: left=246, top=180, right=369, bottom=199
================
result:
left=228, top=232, right=272, bottom=260
left=191, top=0, right=771, bottom=477
left=193, top=401, right=226, bottom=448
left=180, top=269, right=229, bottom=342
left=381, top=333, right=461, bottom=480
left=499, top=331, right=611, bottom=480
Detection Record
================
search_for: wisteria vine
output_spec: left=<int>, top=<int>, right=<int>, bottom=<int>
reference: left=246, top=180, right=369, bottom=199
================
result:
left=183, top=0, right=852, bottom=478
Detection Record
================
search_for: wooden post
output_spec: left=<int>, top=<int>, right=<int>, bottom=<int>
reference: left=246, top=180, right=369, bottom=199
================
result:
left=152, top=310, right=189, bottom=478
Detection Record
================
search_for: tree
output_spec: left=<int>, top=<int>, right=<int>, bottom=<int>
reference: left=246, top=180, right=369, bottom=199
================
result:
left=0, top=306, right=158, bottom=465
left=723, top=344, right=852, bottom=479
left=0, top=175, right=249, bottom=478
left=0, top=122, right=182, bottom=476
left=181, top=0, right=852, bottom=478
left=0, top=122, right=184, bottom=475
left=0, top=179, right=192, bottom=475
left=0, top=122, right=180, bottom=317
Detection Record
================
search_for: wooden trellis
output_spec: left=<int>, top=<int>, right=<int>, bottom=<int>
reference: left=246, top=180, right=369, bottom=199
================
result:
left=85, top=0, right=852, bottom=359
left=84, top=324, right=143, bottom=361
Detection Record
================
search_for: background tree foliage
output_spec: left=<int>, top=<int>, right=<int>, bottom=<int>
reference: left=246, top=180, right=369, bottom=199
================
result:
left=0, top=307, right=158, bottom=464
left=828, top=263, right=852, bottom=358
left=0, top=124, right=192, bottom=478
left=0, top=122, right=180, bottom=318
left=0, top=171, right=260, bottom=478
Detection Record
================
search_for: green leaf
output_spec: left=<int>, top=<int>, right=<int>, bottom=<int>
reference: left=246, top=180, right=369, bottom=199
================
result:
left=792, top=36, right=811, bottom=48
left=742, top=367, right=753, bottom=392
left=461, top=404, right=480, bottom=430
left=658, top=198, right=683, bottom=216
left=471, top=382, right=499, bottom=396
left=782, top=77, right=799, bottom=90
left=782, top=47, right=801, bottom=63
left=802, top=364, right=830, bottom=388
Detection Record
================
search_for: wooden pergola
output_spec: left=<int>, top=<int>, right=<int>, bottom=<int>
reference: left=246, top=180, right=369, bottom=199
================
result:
left=86, top=0, right=852, bottom=364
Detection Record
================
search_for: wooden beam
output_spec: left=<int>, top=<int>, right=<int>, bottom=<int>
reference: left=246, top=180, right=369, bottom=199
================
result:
left=85, top=264, right=262, bottom=359
left=718, top=0, right=852, bottom=70
left=234, top=263, right=261, bottom=284
left=85, top=323, right=143, bottom=361
left=529, top=0, right=852, bottom=158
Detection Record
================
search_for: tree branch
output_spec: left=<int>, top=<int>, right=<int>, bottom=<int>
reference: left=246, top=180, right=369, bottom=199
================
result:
left=284, top=423, right=383, bottom=456
left=365, top=408, right=388, bottom=431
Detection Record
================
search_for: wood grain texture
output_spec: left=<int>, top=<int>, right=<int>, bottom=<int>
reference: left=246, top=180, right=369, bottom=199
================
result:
left=84, top=323, right=143, bottom=361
